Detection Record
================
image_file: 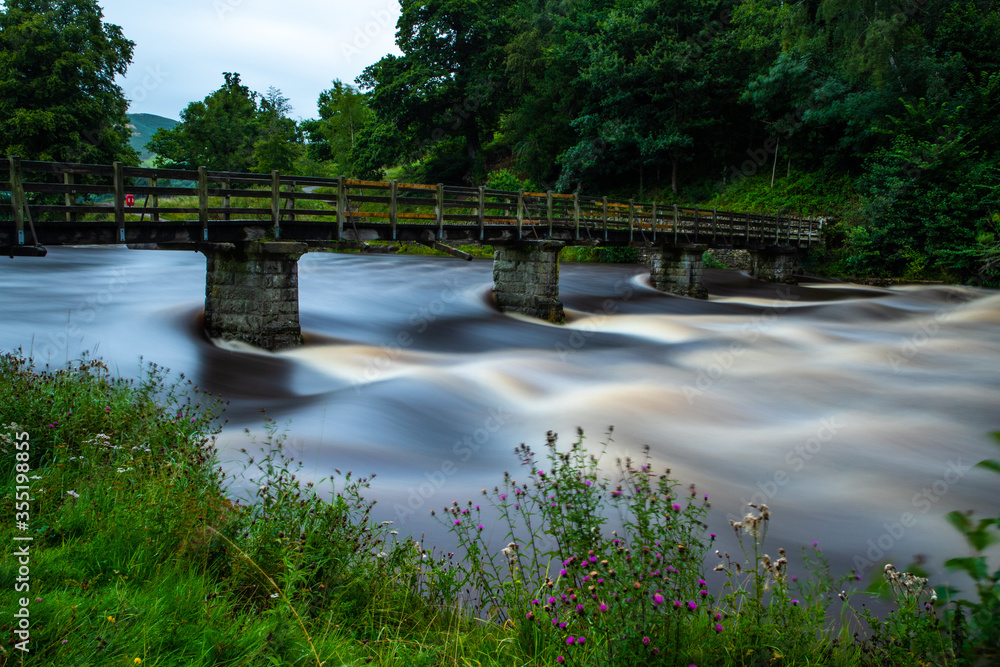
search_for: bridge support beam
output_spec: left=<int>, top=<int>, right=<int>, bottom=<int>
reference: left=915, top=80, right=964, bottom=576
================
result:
left=493, top=241, right=565, bottom=322
left=650, top=244, right=708, bottom=299
left=749, top=248, right=802, bottom=282
left=201, top=241, right=308, bottom=351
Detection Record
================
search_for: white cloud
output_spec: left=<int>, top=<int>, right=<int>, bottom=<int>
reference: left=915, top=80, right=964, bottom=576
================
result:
left=95, top=0, right=401, bottom=119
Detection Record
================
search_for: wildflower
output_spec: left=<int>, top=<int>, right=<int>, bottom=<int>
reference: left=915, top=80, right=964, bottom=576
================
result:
left=714, top=624, right=723, bottom=633
left=699, top=589, right=708, bottom=597
left=791, top=599, right=799, bottom=606
left=270, top=593, right=279, bottom=598
left=672, top=504, right=681, bottom=511
left=67, top=490, right=79, bottom=498
left=556, top=657, right=565, bottom=664
left=477, top=525, right=484, bottom=531
left=454, top=520, right=461, bottom=525
left=560, top=569, right=567, bottom=576
left=134, top=659, right=142, bottom=665
left=578, top=637, right=586, bottom=644
left=567, top=636, right=575, bottom=645
left=61, top=639, right=68, bottom=644
left=107, top=616, right=115, bottom=623
left=653, top=593, right=664, bottom=605
left=643, top=637, right=650, bottom=645
left=687, top=601, right=697, bottom=611
left=599, top=603, right=608, bottom=612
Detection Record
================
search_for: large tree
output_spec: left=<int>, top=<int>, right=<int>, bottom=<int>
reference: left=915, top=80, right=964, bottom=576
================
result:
left=0, top=0, right=138, bottom=164
left=356, top=0, right=511, bottom=181
left=147, top=72, right=261, bottom=172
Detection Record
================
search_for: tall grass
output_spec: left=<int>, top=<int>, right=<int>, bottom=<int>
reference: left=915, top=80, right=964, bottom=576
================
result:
left=1, top=351, right=996, bottom=665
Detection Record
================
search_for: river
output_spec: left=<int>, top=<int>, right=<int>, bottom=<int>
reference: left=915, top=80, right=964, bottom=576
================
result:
left=2, top=246, right=998, bottom=588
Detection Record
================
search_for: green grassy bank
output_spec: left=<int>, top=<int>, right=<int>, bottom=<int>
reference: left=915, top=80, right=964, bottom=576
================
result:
left=1, top=352, right=997, bottom=665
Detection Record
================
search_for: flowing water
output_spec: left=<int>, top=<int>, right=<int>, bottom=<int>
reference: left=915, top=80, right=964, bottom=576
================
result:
left=2, top=246, right=999, bottom=586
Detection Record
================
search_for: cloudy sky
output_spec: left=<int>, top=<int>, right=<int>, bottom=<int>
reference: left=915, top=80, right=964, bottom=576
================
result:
left=96, top=0, right=403, bottom=121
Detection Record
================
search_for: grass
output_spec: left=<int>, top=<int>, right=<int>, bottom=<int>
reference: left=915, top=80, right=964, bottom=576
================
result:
left=1, top=351, right=997, bottom=665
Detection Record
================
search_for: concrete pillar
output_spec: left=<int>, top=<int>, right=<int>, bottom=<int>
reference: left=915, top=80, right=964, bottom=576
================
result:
left=749, top=248, right=801, bottom=282
left=201, top=241, right=308, bottom=351
left=650, top=244, right=708, bottom=299
left=492, top=241, right=565, bottom=322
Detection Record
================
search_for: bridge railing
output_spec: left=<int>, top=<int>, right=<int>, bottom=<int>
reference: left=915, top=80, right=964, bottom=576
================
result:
left=3, top=157, right=824, bottom=249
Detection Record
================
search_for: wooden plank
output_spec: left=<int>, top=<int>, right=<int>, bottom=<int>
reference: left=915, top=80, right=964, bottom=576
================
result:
left=64, top=172, right=75, bottom=224
left=436, top=183, right=444, bottom=237
left=346, top=178, right=390, bottom=188
left=336, top=176, right=345, bottom=240
left=396, top=182, right=439, bottom=191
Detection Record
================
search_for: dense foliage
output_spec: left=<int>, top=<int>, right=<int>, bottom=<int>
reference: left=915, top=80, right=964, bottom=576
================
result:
left=0, top=0, right=138, bottom=165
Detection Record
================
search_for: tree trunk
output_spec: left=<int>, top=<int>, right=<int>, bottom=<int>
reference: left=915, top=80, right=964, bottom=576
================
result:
left=671, top=157, right=678, bottom=195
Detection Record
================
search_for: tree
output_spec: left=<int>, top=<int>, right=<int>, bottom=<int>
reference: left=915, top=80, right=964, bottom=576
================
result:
left=356, top=0, right=511, bottom=181
left=300, top=80, right=372, bottom=176
left=147, top=72, right=260, bottom=172
left=0, top=0, right=138, bottom=164
left=251, top=86, right=302, bottom=174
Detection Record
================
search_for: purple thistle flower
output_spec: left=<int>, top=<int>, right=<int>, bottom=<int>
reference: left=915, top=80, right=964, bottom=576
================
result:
left=599, top=603, right=608, bottom=612
left=714, top=624, right=723, bottom=633
left=688, top=601, right=698, bottom=611
left=653, top=594, right=664, bottom=605
left=557, top=657, right=564, bottom=664
left=566, top=636, right=575, bottom=645
left=642, top=637, right=650, bottom=645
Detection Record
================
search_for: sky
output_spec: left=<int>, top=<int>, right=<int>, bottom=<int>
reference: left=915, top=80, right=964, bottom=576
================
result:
left=95, top=0, right=403, bottom=121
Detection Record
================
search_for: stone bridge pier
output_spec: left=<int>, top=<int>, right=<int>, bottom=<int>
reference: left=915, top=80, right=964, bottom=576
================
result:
left=492, top=241, right=566, bottom=322
left=200, top=241, right=307, bottom=351
left=749, top=248, right=803, bottom=282
left=649, top=244, right=708, bottom=299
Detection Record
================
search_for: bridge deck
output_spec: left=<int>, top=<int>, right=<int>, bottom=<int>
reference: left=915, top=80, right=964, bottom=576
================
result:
left=3, top=158, right=823, bottom=254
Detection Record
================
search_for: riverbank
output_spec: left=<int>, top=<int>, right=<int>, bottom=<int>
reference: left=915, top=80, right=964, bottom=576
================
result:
left=2, top=350, right=996, bottom=665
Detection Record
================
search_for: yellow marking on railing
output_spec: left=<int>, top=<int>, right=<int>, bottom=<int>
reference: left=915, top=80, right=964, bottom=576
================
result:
left=396, top=182, right=439, bottom=191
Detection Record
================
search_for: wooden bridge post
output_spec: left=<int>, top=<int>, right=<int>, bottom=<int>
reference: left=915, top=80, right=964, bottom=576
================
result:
left=198, top=166, right=208, bottom=242
left=546, top=191, right=554, bottom=236
left=8, top=156, right=25, bottom=245
left=573, top=192, right=580, bottom=241
left=63, top=172, right=75, bottom=224
left=602, top=196, right=608, bottom=240
left=152, top=176, right=160, bottom=223
left=628, top=199, right=635, bottom=242
left=808, top=220, right=813, bottom=248
left=336, top=175, right=346, bottom=240
left=672, top=204, right=679, bottom=244
left=220, top=177, right=228, bottom=222
left=745, top=212, right=750, bottom=245
left=651, top=201, right=657, bottom=242
left=712, top=208, right=718, bottom=243
left=114, top=161, right=125, bottom=243
left=271, top=170, right=281, bottom=239
left=390, top=180, right=398, bottom=240
left=436, top=183, right=444, bottom=238
left=477, top=185, right=485, bottom=241
left=517, top=190, right=524, bottom=240
left=693, top=205, right=700, bottom=241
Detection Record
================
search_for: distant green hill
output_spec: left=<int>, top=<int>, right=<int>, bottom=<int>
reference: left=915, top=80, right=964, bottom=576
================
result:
left=127, top=113, right=178, bottom=164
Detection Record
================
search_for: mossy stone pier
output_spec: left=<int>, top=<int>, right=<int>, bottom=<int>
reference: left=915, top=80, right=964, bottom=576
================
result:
left=493, top=241, right=566, bottom=323
left=201, top=241, right=307, bottom=351
left=650, top=244, right=709, bottom=299
left=750, top=248, right=803, bottom=282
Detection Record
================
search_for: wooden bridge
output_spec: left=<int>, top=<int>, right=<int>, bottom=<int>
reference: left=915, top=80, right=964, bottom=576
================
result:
left=3, top=158, right=823, bottom=349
